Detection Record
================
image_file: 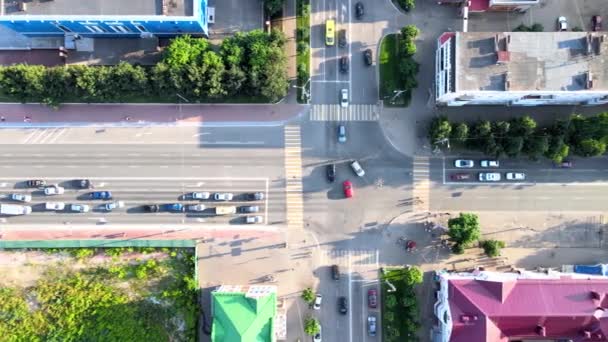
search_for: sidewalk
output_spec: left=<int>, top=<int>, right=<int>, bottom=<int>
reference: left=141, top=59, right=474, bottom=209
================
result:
left=0, top=103, right=306, bottom=126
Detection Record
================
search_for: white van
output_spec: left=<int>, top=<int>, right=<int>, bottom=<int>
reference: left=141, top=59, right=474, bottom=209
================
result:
left=350, top=160, right=365, bottom=177
left=45, top=202, right=65, bottom=211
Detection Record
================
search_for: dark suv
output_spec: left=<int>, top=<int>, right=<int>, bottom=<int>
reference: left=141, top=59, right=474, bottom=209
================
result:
left=338, top=30, right=347, bottom=48
left=326, top=164, right=336, bottom=183
left=331, top=264, right=340, bottom=280
left=364, top=49, right=373, bottom=66
left=340, top=56, right=349, bottom=73
left=355, top=2, right=364, bottom=19
left=144, top=204, right=159, bottom=212
left=27, top=179, right=46, bottom=188
left=338, top=296, right=348, bottom=314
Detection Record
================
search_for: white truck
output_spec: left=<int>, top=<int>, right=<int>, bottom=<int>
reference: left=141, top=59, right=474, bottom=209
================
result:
left=214, top=206, right=236, bottom=215
left=0, top=204, right=32, bottom=215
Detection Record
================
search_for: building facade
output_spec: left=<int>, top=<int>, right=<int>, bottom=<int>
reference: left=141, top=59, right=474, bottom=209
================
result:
left=435, top=31, right=608, bottom=106
left=0, top=0, right=208, bottom=38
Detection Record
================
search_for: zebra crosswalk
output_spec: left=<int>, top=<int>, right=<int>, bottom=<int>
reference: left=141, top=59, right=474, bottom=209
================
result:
left=309, top=104, right=379, bottom=121
left=284, top=125, right=303, bottom=230
left=412, top=156, right=430, bottom=213
left=21, top=128, right=69, bottom=144
left=320, top=249, right=379, bottom=269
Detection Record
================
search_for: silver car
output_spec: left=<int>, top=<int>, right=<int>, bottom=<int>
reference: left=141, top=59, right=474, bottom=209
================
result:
left=213, top=192, right=233, bottom=201
left=69, top=204, right=90, bottom=213
left=187, top=204, right=206, bottom=212
left=454, top=159, right=474, bottom=168
left=506, top=172, right=525, bottom=180
left=9, top=193, right=31, bottom=203
left=44, top=185, right=65, bottom=196
left=245, top=216, right=263, bottom=224
left=480, top=160, right=499, bottom=168
left=191, top=192, right=210, bottom=200
left=479, top=172, right=501, bottom=182
left=368, top=315, right=377, bottom=336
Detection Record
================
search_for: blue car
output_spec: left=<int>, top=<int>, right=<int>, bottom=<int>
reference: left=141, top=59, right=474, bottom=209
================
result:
left=90, top=191, right=112, bottom=200
left=164, top=203, right=184, bottom=212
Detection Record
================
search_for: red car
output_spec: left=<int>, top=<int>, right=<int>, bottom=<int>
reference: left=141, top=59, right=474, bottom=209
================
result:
left=368, top=288, right=378, bottom=308
left=343, top=180, right=353, bottom=198
left=450, top=173, right=470, bottom=181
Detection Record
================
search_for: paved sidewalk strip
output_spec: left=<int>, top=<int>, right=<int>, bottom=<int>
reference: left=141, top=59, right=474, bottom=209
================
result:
left=310, top=104, right=379, bottom=121
left=412, top=156, right=430, bottom=213
left=284, top=125, right=304, bottom=230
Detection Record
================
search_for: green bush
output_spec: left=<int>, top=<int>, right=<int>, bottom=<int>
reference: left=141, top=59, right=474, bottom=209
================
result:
left=481, top=240, right=506, bottom=257
left=397, top=0, right=415, bottom=11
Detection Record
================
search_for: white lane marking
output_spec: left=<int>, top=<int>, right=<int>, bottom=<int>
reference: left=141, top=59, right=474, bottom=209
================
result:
left=348, top=251, right=353, bottom=342
left=48, top=128, right=68, bottom=144
left=442, top=156, right=446, bottom=185
left=192, top=133, right=211, bottom=137
left=443, top=181, right=608, bottom=187
left=0, top=176, right=270, bottom=181
left=28, top=129, right=48, bottom=144
left=37, top=128, right=59, bottom=144
left=264, top=178, right=269, bottom=223
left=22, top=130, right=41, bottom=144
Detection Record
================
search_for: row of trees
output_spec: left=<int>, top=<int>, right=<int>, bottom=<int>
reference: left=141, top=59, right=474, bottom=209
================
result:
left=0, top=31, right=289, bottom=106
left=383, top=266, right=423, bottom=341
left=390, top=25, right=420, bottom=105
left=429, top=113, right=608, bottom=162
left=447, top=213, right=505, bottom=257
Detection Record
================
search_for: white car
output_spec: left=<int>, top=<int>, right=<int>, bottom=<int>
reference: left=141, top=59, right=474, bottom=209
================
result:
left=506, top=172, right=526, bottom=180
left=314, top=325, right=322, bottom=342
left=313, top=294, right=322, bottom=310
left=479, top=172, right=501, bottom=182
left=480, top=160, right=499, bottom=168
left=350, top=160, right=365, bottom=177
left=338, top=125, right=346, bottom=143
left=44, top=185, right=65, bottom=196
left=454, top=160, right=474, bottom=168
left=9, top=193, right=31, bottom=202
left=104, top=201, right=125, bottom=211
left=214, top=192, right=233, bottom=201
left=187, top=204, right=206, bottom=212
left=69, top=204, right=90, bottom=213
left=191, top=192, right=210, bottom=200
left=45, top=202, right=65, bottom=211
left=558, top=16, right=567, bottom=31
left=368, top=315, right=377, bottom=336
left=340, top=89, right=349, bottom=108
left=245, top=215, right=264, bottom=224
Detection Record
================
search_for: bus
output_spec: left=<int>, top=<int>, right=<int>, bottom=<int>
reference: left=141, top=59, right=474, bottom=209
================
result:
left=325, top=19, right=335, bottom=46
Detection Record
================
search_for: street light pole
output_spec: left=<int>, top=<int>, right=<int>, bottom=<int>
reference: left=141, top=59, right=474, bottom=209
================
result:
left=292, top=78, right=311, bottom=103
left=390, top=89, right=407, bottom=103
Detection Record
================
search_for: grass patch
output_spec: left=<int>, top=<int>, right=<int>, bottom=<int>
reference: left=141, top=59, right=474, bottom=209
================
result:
left=296, top=0, right=311, bottom=103
left=380, top=266, right=422, bottom=341
left=379, top=34, right=410, bottom=107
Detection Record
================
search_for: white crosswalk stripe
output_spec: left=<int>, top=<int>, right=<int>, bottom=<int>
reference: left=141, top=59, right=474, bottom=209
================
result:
left=21, top=128, right=69, bottom=144
left=310, top=104, right=379, bottom=121
left=321, top=249, right=379, bottom=268
left=284, top=125, right=303, bottom=230
left=412, top=156, right=430, bottom=213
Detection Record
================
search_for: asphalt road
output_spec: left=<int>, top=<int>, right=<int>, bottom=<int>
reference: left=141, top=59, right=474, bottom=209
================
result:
left=0, top=126, right=287, bottom=226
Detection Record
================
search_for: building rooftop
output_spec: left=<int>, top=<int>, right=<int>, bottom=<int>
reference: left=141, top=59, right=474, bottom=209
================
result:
left=456, top=32, right=608, bottom=92
left=2, top=0, right=192, bottom=17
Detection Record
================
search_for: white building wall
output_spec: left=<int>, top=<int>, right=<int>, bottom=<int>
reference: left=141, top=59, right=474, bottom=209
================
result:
left=437, top=90, right=608, bottom=106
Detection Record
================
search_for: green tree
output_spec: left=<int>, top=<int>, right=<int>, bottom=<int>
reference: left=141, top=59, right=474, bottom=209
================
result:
left=401, top=25, right=420, bottom=40
left=503, top=136, right=524, bottom=157
left=530, top=23, right=544, bottom=32
left=200, top=51, right=227, bottom=98
left=429, top=116, right=451, bottom=146
left=468, top=120, right=492, bottom=149
left=384, top=311, right=394, bottom=322
left=492, top=121, right=510, bottom=136
left=149, top=62, right=177, bottom=97
left=404, top=266, right=423, bottom=285
left=385, top=294, right=397, bottom=308
left=164, top=35, right=209, bottom=67
left=545, top=135, right=570, bottom=162
left=41, top=67, right=73, bottom=107
left=105, top=62, right=149, bottom=101
left=301, top=288, right=315, bottom=304
left=264, top=0, right=285, bottom=16
left=398, top=58, right=419, bottom=89
left=481, top=240, right=506, bottom=257
left=448, top=213, right=481, bottom=248
left=70, top=65, right=105, bottom=102
left=576, top=138, right=606, bottom=157
left=398, top=0, right=415, bottom=11
left=509, top=116, right=537, bottom=137
left=0, top=64, right=45, bottom=102
left=304, top=316, right=320, bottom=336
left=450, top=122, right=469, bottom=143
left=523, top=134, right=549, bottom=159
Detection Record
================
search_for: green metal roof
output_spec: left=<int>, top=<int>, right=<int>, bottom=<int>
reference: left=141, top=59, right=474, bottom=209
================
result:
left=211, top=290, right=276, bottom=342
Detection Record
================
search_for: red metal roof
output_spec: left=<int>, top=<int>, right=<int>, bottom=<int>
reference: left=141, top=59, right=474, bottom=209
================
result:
left=468, top=0, right=490, bottom=11
left=448, top=277, right=608, bottom=341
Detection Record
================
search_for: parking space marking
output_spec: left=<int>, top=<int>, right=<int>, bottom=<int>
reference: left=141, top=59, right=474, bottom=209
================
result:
left=284, top=125, right=304, bottom=230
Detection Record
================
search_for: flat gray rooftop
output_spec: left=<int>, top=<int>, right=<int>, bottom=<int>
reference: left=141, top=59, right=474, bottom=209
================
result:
left=3, top=0, right=192, bottom=16
left=456, top=32, right=608, bottom=92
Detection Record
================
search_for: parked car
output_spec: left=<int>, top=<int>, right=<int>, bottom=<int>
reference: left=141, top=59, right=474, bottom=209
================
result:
left=246, top=192, right=264, bottom=201
left=338, top=29, right=347, bottom=47
left=313, top=294, right=323, bottom=310
left=104, top=201, right=125, bottom=211
left=331, top=264, right=340, bottom=280
left=558, top=16, right=568, bottom=31
left=44, top=185, right=65, bottom=196
left=326, top=164, right=336, bottom=183
left=144, top=204, right=160, bottom=212
left=479, top=172, right=501, bottom=182
left=557, top=160, right=573, bottom=168
left=339, top=56, right=349, bottom=73
left=27, top=179, right=46, bottom=188
left=338, top=125, right=346, bottom=143
left=45, top=202, right=65, bottom=211
left=350, top=160, right=365, bottom=177
left=239, top=205, right=259, bottom=213
left=338, top=296, right=348, bottom=314
left=368, top=315, right=377, bottom=336
left=191, top=192, right=211, bottom=200
left=368, top=288, right=378, bottom=308
left=363, top=49, right=373, bottom=66
left=343, top=180, right=353, bottom=198
left=69, top=204, right=89, bottom=213
left=340, top=89, right=349, bottom=108
left=454, top=159, right=474, bottom=168
left=164, top=203, right=184, bottom=212
left=480, top=160, right=499, bottom=168
left=355, top=2, right=364, bottom=19
left=9, top=193, right=31, bottom=203
left=592, top=15, right=602, bottom=31
left=75, top=179, right=91, bottom=189
left=90, top=191, right=112, bottom=200
left=214, top=192, right=233, bottom=201
left=506, top=172, right=526, bottom=180
left=450, top=173, right=470, bottom=181
left=313, top=325, right=322, bottom=342
left=187, top=204, right=206, bottom=212
left=245, top=215, right=263, bottom=224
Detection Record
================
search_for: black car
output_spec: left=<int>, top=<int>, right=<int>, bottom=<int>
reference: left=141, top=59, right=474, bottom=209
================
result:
left=331, top=264, right=340, bottom=280
left=239, top=205, right=260, bottom=213
left=338, top=29, right=347, bottom=48
left=326, top=164, right=336, bottom=183
left=364, top=49, right=373, bottom=66
left=144, top=204, right=160, bottom=213
left=75, top=179, right=91, bottom=189
left=340, top=56, right=349, bottom=73
left=27, top=179, right=46, bottom=188
left=246, top=192, right=264, bottom=201
left=355, top=2, right=364, bottom=19
left=338, top=296, right=348, bottom=314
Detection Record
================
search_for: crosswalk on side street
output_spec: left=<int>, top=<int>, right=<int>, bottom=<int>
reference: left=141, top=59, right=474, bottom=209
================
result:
left=284, top=125, right=304, bottom=230
left=309, top=104, right=379, bottom=121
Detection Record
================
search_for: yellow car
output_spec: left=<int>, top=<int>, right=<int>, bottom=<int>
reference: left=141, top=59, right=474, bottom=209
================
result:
left=326, top=19, right=335, bottom=46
